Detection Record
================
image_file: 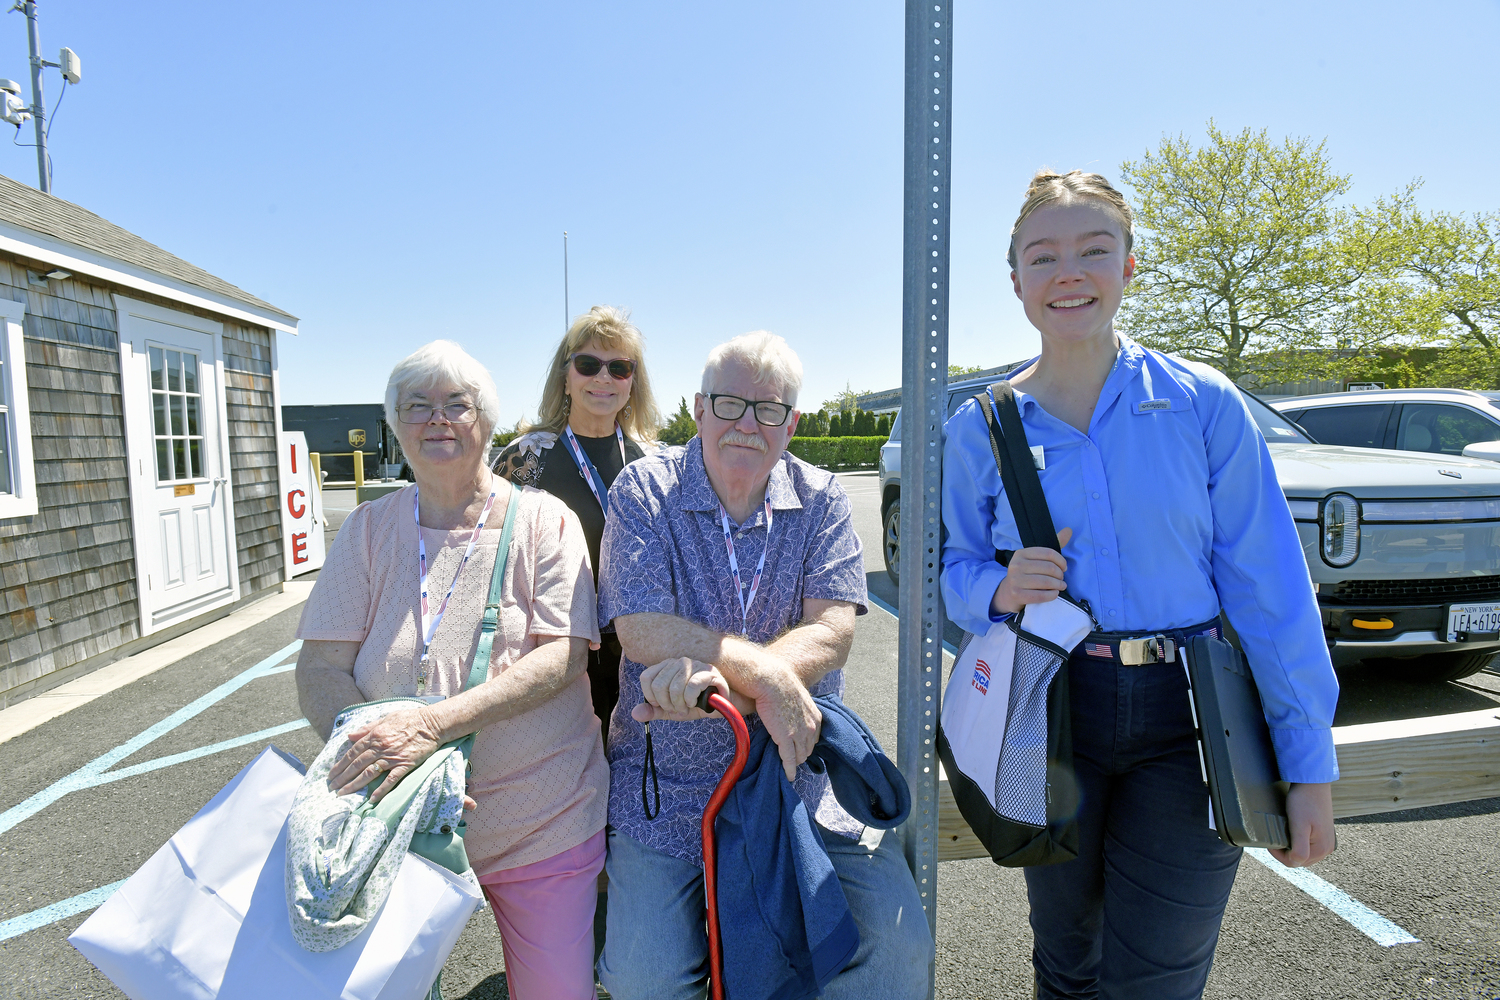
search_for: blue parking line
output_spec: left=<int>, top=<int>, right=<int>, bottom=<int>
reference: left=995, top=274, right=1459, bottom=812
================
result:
left=0, top=718, right=313, bottom=943
left=0, top=641, right=302, bottom=838
left=89, top=719, right=310, bottom=787
left=1246, top=848, right=1420, bottom=947
left=0, top=880, right=127, bottom=943
left=865, top=591, right=960, bottom=656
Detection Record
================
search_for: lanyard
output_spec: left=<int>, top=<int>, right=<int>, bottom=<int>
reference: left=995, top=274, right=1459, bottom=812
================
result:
left=718, top=499, right=773, bottom=637
left=562, top=424, right=626, bottom=516
left=415, top=485, right=498, bottom=695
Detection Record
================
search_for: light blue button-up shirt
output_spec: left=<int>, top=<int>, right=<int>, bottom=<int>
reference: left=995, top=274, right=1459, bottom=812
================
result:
left=940, top=335, right=1339, bottom=783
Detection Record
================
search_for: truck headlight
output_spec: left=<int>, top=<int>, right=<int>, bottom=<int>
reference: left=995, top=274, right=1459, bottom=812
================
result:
left=1321, top=493, right=1360, bottom=567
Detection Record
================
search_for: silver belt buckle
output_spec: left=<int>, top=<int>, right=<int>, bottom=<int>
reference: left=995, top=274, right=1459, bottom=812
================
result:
left=1119, top=635, right=1174, bottom=665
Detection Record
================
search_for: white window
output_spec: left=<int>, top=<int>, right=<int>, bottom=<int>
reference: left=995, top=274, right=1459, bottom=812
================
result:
left=0, top=297, right=36, bottom=519
left=148, top=345, right=207, bottom=482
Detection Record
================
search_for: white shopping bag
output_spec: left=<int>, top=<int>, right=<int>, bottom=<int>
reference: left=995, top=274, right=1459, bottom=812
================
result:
left=70, top=745, right=482, bottom=1000
left=940, top=597, right=1093, bottom=821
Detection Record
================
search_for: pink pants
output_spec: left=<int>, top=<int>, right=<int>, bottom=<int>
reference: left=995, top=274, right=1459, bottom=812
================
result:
left=478, top=829, right=606, bottom=1000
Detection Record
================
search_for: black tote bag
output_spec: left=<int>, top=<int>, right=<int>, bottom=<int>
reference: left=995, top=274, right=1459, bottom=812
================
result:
left=936, top=382, right=1088, bottom=867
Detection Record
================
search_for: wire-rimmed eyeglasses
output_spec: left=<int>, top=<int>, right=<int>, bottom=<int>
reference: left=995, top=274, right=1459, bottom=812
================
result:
left=398, top=402, right=478, bottom=424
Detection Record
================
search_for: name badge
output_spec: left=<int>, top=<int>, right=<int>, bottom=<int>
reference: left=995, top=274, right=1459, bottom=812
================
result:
left=1030, top=445, right=1045, bottom=470
left=1136, top=398, right=1172, bottom=412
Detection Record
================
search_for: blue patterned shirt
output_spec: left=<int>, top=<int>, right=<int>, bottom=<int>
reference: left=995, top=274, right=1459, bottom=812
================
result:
left=598, top=436, right=869, bottom=863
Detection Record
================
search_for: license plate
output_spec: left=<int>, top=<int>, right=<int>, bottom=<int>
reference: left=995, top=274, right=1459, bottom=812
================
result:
left=1446, top=602, right=1500, bottom=642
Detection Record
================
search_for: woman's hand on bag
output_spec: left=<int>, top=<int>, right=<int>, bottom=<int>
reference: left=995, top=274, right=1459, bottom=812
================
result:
left=633, top=657, right=754, bottom=722
left=991, top=527, right=1073, bottom=615
left=1268, top=782, right=1336, bottom=867
left=328, top=706, right=445, bottom=802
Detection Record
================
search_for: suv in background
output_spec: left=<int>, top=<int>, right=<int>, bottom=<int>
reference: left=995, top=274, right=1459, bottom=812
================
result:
left=1272, top=388, right=1500, bottom=458
left=880, top=378, right=1500, bottom=682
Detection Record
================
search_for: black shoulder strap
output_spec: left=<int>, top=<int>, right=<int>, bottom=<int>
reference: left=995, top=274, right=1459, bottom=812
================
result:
left=979, top=382, right=1062, bottom=553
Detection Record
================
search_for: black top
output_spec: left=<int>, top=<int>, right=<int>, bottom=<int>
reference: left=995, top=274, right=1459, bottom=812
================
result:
left=493, top=429, right=646, bottom=583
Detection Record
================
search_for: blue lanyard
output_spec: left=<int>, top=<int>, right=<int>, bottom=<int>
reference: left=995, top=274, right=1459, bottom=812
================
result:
left=562, top=424, right=626, bottom=516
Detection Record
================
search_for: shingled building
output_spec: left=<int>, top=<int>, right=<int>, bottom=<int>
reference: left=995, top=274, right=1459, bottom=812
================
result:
left=0, top=175, right=299, bottom=707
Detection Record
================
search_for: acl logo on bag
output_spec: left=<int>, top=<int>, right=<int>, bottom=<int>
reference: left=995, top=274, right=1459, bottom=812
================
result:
left=971, top=659, right=991, bottom=694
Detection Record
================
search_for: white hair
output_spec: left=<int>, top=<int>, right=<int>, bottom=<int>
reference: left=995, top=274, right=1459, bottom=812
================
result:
left=700, top=331, right=804, bottom=406
left=385, top=340, right=501, bottom=461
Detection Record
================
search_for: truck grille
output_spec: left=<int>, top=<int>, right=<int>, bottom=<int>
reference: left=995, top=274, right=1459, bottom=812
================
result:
left=1325, top=575, right=1500, bottom=605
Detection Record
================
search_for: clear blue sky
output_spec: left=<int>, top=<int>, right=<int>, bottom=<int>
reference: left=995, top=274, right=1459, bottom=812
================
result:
left=4, top=1, right=1497, bottom=427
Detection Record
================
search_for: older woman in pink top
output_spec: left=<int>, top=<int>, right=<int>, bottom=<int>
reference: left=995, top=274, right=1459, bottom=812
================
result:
left=294, top=340, right=608, bottom=1000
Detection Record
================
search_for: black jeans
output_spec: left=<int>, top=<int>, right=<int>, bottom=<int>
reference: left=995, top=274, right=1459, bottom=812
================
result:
left=1024, top=650, right=1243, bottom=1000
left=589, top=632, right=623, bottom=746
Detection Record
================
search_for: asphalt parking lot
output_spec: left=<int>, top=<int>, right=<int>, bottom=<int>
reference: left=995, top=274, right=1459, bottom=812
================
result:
left=1, top=477, right=1497, bottom=999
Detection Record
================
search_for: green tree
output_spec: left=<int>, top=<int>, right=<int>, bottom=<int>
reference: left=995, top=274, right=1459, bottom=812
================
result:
left=795, top=409, right=828, bottom=437
left=876, top=412, right=892, bottom=436
left=1119, top=122, right=1400, bottom=384
left=1355, top=201, right=1500, bottom=388
left=492, top=420, right=523, bottom=449
left=659, top=396, right=697, bottom=446
left=948, top=363, right=985, bottom=378
left=821, top=381, right=872, bottom=419
left=853, top=408, right=876, bottom=435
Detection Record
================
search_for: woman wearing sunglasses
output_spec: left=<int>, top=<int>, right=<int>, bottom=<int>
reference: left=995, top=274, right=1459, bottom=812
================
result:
left=494, top=305, right=661, bottom=738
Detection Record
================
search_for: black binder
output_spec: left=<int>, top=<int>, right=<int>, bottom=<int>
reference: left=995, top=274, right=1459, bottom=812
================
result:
left=1182, top=635, right=1290, bottom=849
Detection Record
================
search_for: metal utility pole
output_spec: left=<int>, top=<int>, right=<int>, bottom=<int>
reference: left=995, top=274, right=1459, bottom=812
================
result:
left=20, top=0, right=46, bottom=192
left=897, top=0, right=951, bottom=982
left=562, top=231, right=570, bottom=331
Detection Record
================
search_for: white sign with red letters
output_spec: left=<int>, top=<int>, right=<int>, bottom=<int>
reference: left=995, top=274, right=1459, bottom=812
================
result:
left=280, top=431, right=327, bottom=577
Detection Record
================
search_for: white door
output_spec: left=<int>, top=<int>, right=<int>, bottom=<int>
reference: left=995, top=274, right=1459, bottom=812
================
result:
left=118, top=298, right=237, bottom=634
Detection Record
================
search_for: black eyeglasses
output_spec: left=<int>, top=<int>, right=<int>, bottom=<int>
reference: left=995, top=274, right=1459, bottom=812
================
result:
left=571, top=354, right=637, bottom=380
left=708, top=393, right=793, bottom=427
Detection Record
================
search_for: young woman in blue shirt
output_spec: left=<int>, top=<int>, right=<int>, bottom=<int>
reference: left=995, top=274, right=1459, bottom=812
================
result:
left=940, top=170, right=1339, bottom=1000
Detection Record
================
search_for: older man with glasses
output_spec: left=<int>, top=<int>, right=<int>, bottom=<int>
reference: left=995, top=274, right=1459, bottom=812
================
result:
left=593, top=331, right=933, bottom=1000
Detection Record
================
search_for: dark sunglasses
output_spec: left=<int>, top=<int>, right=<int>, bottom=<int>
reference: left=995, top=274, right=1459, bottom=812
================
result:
left=571, top=353, right=637, bottom=380
left=708, top=393, right=793, bottom=427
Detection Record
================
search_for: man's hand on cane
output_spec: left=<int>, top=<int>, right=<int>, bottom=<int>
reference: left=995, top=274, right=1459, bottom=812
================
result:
left=634, top=653, right=821, bottom=781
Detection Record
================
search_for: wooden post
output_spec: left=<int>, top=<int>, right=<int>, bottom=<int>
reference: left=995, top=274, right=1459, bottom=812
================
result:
left=1330, top=707, right=1500, bottom=816
left=309, top=452, right=322, bottom=492
left=352, top=450, right=364, bottom=489
left=935, top=707, right=1500, bottom=862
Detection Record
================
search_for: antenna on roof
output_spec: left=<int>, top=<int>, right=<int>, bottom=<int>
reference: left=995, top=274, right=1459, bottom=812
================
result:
left=5, top=1, right=82, bottom=194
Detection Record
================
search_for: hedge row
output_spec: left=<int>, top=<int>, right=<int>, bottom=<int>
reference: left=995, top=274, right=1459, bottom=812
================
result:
left=785, top=436, right=888, bottom=470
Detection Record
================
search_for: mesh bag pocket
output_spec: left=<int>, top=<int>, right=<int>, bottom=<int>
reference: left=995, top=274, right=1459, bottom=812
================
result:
left=993, top=632, right=1066, bottom=826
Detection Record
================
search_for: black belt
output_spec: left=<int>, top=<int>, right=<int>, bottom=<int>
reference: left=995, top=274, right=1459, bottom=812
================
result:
left=1078, top=619, right=1222, bottom=665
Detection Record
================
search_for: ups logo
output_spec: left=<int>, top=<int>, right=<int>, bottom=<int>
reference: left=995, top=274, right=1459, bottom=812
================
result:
left=348, top=429, right=367, bottom=448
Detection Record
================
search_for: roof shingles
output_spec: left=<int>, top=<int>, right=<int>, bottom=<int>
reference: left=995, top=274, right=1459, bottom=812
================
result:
left=0, top=173, right=294, bottom=322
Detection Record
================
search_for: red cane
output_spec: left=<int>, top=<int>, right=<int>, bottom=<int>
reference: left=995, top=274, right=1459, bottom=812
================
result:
left=696, top=689, right=750, bottom=1000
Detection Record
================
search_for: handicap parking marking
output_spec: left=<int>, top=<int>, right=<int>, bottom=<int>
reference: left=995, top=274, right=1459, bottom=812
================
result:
left=0, top=640, right=314, bottom=942
left=86, top=719, right=310, bottom=789
left=0, top=879, right=129, bottom=943
left=0, top=640, right=305, bottom=838
left=1246, top=848, right=1420, bottom=947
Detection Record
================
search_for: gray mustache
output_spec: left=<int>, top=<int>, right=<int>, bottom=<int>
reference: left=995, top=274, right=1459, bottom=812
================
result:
left=719, top=429, right=768, bottom=453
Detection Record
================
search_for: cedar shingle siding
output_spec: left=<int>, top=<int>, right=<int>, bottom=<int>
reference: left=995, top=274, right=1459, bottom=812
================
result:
left=222, top=321, right=282, bottom=596
left=0, top=254, right=285, bottom=704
